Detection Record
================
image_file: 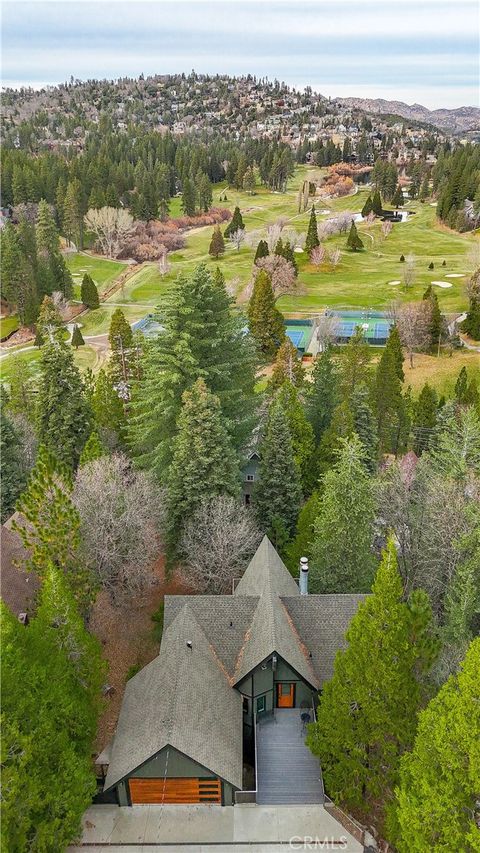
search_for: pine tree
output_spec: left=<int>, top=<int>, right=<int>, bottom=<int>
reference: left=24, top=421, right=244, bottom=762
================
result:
left=80, top=273, right=99, bottom=308
left=63, top=179, right=83, bottom=248
left=36, top=199, right=60, bottom=254
left=130, top=264, right=256, bottom=478
left=454, top=365, right=469, bottom=404
left=315, top=400, right=354, bottom=477
left=1, top=565, right=104, bottom=852
left=392, top=638, right=480, bottom=852
left=243, top=166, right=256, bottom=195
left=0, top=220, right=39, bottom=325
left=305, top=204, right=320, bottom=253
left=254, top=398, right=302, bottom=538
left=108, top=308, right=134, bottom=384
left=247, top=269, right=285, bottom=358
left=254, top=239, right=269, bottom=263
left=340, top=327, right=372, bottom=397
left=285, top=491, right=321, bottom=574
left=91, top=368, right=126, bottom=447
left=36, top=339, right=92, bottom=468
left=275, top=381, right=316, bottom=495
left=374, top=345, right=409, bottom=455
left=13, top=445, right=94, bottom=609
left=361, top=196, right=373, bottom=217
left=346, top=220, right=364, bottom=251
left=306, top=347, right=338, bottom=442
left=413, top=383, right=438, bottom=455
left=384, top=324, right=405, bottom=381
left=307, top=540, right=438, bottom=827
left=392, top=184, right=405, bottom=208
left=350, top=384, right=379, bottom=472
left=36, top=200, right=73, bottom=299
left=371, top=189, right=383, bottom=215
left=0, top=394, right=26, bottom=521
left=224, top=205, right=245, bottom=238
left=181, top=176, right=196, bottom=216
left=208, top=226, right=225, bottom=258
left=79, top=430, right=106, bottom=466
left=268, top=338, right=304, bottom=391
left=310, top=435, right=377, bottom=592
left=71, top=324, right=85, bottom=349
left=166, top=379, right=240, bottom=554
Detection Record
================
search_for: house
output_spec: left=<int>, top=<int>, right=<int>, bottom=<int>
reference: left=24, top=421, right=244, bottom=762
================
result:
left=101, top=537, right=365, bottom=806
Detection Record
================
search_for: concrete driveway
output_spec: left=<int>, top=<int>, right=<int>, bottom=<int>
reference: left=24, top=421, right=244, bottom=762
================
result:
left=68, top=803, right=364, bottom=851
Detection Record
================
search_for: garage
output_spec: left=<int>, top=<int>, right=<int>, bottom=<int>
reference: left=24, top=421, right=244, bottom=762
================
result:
left=129, top=777, right=222, bottom=804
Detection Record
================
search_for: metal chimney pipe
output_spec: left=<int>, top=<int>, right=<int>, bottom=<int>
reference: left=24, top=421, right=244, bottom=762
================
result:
left=299, top=557, right=309, bottom=595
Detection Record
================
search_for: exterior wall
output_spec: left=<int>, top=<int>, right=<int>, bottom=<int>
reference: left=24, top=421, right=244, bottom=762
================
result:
left=241, top=454, right=260, bottom=506
left=238, top=654, right=316, bottom=729
left=114, top=745, right=235, bottom=806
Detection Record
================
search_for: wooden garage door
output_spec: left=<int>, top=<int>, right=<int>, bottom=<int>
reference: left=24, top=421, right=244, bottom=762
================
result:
left=129, top=777, right=221, bottom=804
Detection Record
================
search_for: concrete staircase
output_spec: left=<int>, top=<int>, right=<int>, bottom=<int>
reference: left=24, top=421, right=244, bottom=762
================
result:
left=256, top=708, right=324, bottom=805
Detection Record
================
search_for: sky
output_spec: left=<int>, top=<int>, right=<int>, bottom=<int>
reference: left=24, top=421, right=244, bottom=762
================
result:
left=2, top=0, right=479, bottom=109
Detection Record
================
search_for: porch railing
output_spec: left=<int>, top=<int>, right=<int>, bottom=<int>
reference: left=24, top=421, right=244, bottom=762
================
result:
left=235, top=710, right=258, bottom=805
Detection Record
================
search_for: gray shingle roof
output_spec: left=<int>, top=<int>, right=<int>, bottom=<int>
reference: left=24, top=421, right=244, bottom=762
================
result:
left=104, top=604, right=243, bottom=791
left=282, top=594, right=367, bottom=683
left=234, top=535, right=300, bottom=598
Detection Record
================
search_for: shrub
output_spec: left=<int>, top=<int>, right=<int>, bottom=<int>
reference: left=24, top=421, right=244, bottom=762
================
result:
left=400, top=254, right=405, bottom=262
left=428, top=262, right=434, bottom=270
left=126, top=663, right=141, bottom=681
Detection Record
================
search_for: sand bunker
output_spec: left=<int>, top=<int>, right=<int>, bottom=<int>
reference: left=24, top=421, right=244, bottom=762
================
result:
left=431, top=281, right=452, bottom=288
left=445, top=273, right=465, bottom=278
left=388, top=280, right=401, bottom=285
left=430, top=202, right=438, bottom=207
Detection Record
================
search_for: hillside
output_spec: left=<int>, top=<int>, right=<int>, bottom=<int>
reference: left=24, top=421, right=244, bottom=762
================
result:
left=337, top=97, right=480, bottom=134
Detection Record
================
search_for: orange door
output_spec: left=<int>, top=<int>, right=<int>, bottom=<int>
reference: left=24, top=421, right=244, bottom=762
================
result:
left=277, top=683, right=295, bottom=707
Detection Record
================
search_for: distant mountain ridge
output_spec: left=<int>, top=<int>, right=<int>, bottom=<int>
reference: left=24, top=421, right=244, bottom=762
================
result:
left=336, top=97, right=479, bottom=133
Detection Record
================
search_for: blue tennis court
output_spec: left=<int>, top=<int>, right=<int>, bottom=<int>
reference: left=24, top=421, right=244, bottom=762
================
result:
left=287, top=330, right=304, bottom=348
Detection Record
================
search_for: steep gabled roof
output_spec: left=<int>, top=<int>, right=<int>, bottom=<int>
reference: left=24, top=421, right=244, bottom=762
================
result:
left=104, top=604, right=243, bottom=791
left=233, top=583, right=319, bottom=689
left=234, top=535, right=300, bottom=598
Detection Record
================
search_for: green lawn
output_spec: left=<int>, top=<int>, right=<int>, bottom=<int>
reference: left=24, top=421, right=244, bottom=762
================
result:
left=0, top=314, right=20, bottom=340
left=66, top=253, right=127, bottom=298
left=76, top=304, right=145, bottom=336
left=0, top=344, right=99, bottom=384
left=105, top=264, right=172, bottom=306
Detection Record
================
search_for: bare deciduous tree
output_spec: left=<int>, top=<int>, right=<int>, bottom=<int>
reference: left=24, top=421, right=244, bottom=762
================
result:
left=403, top=253, right=416, bottom=289
left=313, top=312, right=340, bottom=351
left=255, top=254, right=296, bottom=297
left=157, top=245, right=171, bottom=276
left=329, top=247, right=342, bottom=268
left=84, top=207, right=135, bottom=258
left=230, top=228, right=246, bottom=251
left=266, top=221, right=284, bottom=252
left=381, top=220, right=393, bottom=238
left=180, top=496, right=262, bottom=593
left=364, top=211, right=376, bottom=228
left=73, top=454, right=164, bottom=603
left=396, top=301, right=432, bottom=367
left=310, top=244, right=326, bottom=267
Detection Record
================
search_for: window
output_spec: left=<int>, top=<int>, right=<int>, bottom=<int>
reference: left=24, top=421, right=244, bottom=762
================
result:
left=256, top=695, right=266, bottom=714
left=243, top=696, right=249, bottom=714
left=246, top=474, right=255, bottom=482
left=244, top=494, right=251, bottom=506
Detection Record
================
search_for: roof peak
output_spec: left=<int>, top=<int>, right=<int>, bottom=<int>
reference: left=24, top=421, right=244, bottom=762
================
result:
left=234, top=536, right=300, bottom=598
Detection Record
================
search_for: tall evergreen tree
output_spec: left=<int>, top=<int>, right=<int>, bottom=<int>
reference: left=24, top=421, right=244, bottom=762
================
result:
left=36, top=338, right=92, bottom=468
left=181, top=176, right=196, bottom=216
left=392, top=185, right=405, bottom=208
left=224, top=205, right=245, bottom=238
left=310, top=435, right=377, bottom=592
left=306, top=347, right=338, bottom=442
left=79, top=429, right=106, bottom=466
left=268, top=337, right=304, bottom=391
left=384, top=324, right=405, bottom=382
left=361, top=196, right=373, bottom=217
left=346, top=220, right=364, bottom=251
left=422, top=284, right=443, bottom=348
left=350, top=383, right=379, bottom=472
left=91, top=368, right=126, bottom=447
left=340, top=327, right=371, bottom=397
left=1, top=566, right=104, bottom=852
left=285, top=491, right=321, bottom=574
left=80, top=273, right=99, bottom=308
left=208, top=226, right=225, bottom=259
left=0, top=393, right=26, bottom=521
left=36, top=200, right=73, bottom=299
left=315, top=399, right=354, bottom=477
left=454, top=365, right=469, bottom=404
left=0, top=220, right=39, bottom=325
left=254, top=239, right=269, bottom=263
left=392, top=638, right=480, bottom=852
left=275, top=381, right=316, bottom=495
left=374, top=345, right=409, bottom=455
left=108, top=308, right=134, bottom=384
left=254, top=398, right=302, bottom=539
left=63, top=178, right=84, bottom=248
left=371, top=189, right=383, bottom=215
left=71, top=324, right=85, bottom=349
left=130, top=264, right=256, bottom=478
left=412, top=383, right=438, bottom=455
left=307, top=540, right=438, bottom=828
left=305, top=204, right=320, bottom=253
left=166, top=379, right=240, bottom=554
left=247, top=269, right=285, bottom=358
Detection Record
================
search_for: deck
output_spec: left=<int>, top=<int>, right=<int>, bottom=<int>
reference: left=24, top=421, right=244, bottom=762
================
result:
left=256, top=708, right=324, bottom=805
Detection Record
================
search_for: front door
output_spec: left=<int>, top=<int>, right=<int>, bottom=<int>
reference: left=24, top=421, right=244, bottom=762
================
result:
left=277, top=683, right=295, bottom=707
